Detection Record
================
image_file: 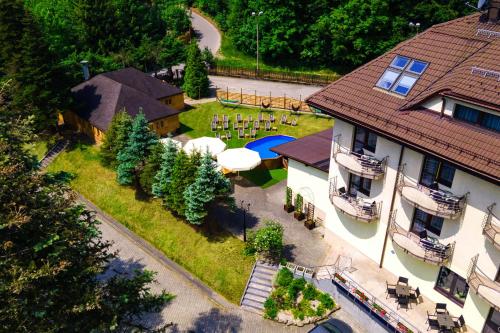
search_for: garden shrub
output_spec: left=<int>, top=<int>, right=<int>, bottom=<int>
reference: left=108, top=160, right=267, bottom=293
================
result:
left=264, top=298, right=278, bottom=319
left=303, top=284, right=318, bottom=300
left=288, top=278, right=306, bottom=299
left=316, top=304, right=326, bottom=316
left=292, top=308, right=305, bottom=320
left=245, top=220, right=284, bottom=260
left=318, top=292, right=335, bottom=309
left=276, top=268, right=293, bottom=287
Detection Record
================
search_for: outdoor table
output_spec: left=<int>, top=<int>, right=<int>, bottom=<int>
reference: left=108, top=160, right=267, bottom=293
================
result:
left=437, top=313, right=454, bottom=330
left=396, top=284, right=411, bottom=297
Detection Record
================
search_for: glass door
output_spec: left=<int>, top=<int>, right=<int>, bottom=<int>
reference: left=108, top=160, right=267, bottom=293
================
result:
left=482, top=308, right=500, bottom=333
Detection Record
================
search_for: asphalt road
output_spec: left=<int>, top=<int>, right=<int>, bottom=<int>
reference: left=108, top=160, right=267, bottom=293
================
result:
left=191, top=10, right=221, bottom=55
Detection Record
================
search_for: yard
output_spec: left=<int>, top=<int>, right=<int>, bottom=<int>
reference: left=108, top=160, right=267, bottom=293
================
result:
left=47, top=143, right=255, bottom=304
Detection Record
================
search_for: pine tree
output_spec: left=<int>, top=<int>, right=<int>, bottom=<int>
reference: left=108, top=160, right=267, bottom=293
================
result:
left=152, top=139, right=179, bottom=198
left=182, top=42, right=209, bottom=99
left=184, top=152, right=232, bottom=225
left=100, top=110, right=133, bottom=167
left=0, top=0, right=24, bottom=71
left=165, top=150, right=201, bottom=216
left=139, top=142, right=165, bottom=195
left=116, top=111, right=158, bottom=185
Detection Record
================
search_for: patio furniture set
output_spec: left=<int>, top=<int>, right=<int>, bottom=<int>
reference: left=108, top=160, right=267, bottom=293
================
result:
left=386, top=277, right=466, bottom=332
left=417, top=230, right=452, bottom=259
left=211, top=112, right=295, bottom=140
left=338, top=186, right=378, bottom=217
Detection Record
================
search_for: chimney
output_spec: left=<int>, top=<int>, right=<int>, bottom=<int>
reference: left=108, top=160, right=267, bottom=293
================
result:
left=488, top=0, right=500, bottom=22
left=80, top=60, right=90, bottom=81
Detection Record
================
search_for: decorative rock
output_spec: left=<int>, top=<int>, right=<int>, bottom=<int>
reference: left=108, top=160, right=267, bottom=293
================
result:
left=272, top=306, right=341, bottom=326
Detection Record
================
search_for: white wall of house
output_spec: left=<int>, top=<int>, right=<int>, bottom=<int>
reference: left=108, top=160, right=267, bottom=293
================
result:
left=421, top=96, right=498, bottom=118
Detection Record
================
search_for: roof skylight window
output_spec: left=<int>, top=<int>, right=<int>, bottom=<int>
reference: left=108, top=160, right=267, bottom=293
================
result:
left=376, top=55, right=428, bottom=96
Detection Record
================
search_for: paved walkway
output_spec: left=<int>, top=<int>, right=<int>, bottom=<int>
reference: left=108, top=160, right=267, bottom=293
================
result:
left=215, top=179, right=333, bottom=267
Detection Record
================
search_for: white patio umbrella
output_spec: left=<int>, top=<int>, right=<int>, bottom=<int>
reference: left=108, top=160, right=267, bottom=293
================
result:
left=159, top=137, right=182, bottom=150
left=216, top=148, right=261, bottom=174
left=183, top=137, right=226, bottom=157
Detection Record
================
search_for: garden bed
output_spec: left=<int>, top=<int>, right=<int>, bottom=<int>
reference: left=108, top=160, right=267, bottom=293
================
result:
left=264, top=268, right=339, bottom=326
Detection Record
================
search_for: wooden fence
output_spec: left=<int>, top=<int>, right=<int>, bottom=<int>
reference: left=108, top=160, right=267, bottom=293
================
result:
left=216, top=88, right=313, bottom=113
left=209, top=64, right=339, bottom=86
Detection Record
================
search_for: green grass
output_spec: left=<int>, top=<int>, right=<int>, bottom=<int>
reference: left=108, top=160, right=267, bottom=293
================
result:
left=240, top=168, right=287, bottom=189
left=25, top=139, right=51, bottom=161
left=47, top=144, right=254, bottom=304
left=179, top=102, right=333, bottom=149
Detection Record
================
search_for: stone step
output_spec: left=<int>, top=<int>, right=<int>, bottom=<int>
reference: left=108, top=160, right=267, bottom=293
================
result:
left=244, top=293, right=267, bottom=304
left=245, top=287, right=270, bottom=298
left=242, top=298, right=264, bottom=310
left=252, top=271, right=273, bottom=282
left=254, top=265, right=277, bottom=275
left=241, top=304, right=262, bottom=315
left=256, top=261, right=278, bottom=270
left=250, top=276, right=273, bottom=287
left=248, top=282, right=272, bottom=292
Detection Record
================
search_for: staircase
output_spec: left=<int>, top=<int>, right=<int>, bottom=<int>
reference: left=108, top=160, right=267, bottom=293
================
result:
left=240, top=261, right=278, bottom=314
left=39, top=140, right=69, bottom=169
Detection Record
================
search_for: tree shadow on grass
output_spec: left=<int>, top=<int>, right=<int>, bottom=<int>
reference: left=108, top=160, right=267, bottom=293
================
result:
left=204, top=202, right=260, bottom=243
left=186, top=308, right=243, bottom=333
left=177, top=122, right=194, bottom=135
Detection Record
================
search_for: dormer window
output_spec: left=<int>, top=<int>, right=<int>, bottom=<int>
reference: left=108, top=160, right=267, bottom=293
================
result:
left=376, top=55, right=428, bottom=96
left=454, top=104, right=500, bottom=132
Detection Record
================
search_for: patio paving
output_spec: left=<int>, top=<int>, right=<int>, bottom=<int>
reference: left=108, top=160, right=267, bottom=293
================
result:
left=214, top=178, right=332, bottom=267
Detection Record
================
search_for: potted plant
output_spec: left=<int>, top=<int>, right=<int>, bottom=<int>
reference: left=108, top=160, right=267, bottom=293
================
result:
left=294, top=194, right=304, bottom=220
left=354, top=289, right=369, bottom=302
left=283, top=187, right=294, bottom=213
left=304, top=218, right=315, bottom=230
left=334, top=273, right=346, bottom=284
left=397, top=322, right=413, bottom=333
left=372, top=303, right=387, bottom=317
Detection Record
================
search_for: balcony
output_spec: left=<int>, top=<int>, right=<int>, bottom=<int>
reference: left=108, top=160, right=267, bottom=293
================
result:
left=467, top=255, right=500, bottom=311
left=332, top=138, right=387, bottom=180
left=329, top=177, right=381, bottom=223
left=482, top=204, right=499, bottom=250
left=388, top=211, right=455, bottom=265
left=397, top=172, right=466, bottom=220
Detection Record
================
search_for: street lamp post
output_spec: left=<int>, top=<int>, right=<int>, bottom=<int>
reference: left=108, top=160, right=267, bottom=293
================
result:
left=409, top=22, right=421, bottom=35
left=240, top=200, right=251, bottom=242
left=252, top=11, right=263, bottom=75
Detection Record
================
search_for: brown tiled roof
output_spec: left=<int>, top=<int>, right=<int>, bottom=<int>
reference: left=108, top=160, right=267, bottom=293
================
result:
left=307, top=13, right=500, bottom=183
left=71, top=69, right=181, bottom=131
left=271, top=129, right=332, bottom=172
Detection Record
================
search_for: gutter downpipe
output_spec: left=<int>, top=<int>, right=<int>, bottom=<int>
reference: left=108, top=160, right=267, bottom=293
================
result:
left=379, top=145, right=405, bottom=268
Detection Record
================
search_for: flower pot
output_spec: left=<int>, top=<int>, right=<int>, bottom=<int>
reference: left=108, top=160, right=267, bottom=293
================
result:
left=304, top=219, right=315, bottom=230
left=294, top=212, right=305, bottom=221
left=283, top=204, right=294, bottom=213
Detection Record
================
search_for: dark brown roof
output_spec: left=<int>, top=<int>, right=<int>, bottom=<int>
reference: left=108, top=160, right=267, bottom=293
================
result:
left=307, top=13, right=500, bottom=183
left=271, top=129, right=332, bottom=173
left=71, top=68, right=182, bottom=131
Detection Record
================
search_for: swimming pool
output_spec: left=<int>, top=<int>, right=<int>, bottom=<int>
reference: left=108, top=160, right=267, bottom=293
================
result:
left=245, top=135, right=296, bottom=159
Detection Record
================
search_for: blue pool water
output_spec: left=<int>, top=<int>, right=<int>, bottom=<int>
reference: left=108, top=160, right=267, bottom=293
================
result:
left=245, top=135, right=296, bottom=159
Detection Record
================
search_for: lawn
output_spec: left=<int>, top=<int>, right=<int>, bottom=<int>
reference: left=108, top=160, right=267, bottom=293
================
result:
left=240, top=168, right=287, bottom=189
left=179, top=102, right=334, bottom=149
left=47, top=143, right=255, bottom=304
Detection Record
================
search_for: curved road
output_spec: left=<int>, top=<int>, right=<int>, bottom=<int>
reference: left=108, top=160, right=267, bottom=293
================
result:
left=191, top=10, right=221, bottom=55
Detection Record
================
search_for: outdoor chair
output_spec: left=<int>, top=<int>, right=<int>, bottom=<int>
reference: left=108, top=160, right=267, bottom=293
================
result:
left=419, top=230, right=428, bottom=239
left=453, top=315, right=465, bottom=329
left=281, top=114, right=287, bottom=124
left=338, top=187, right=347, bottom=197
left=254, top=121, right=260, bottom=130
left=410, top=287, right=420, bottom=304
left=251, top=129, right=256, bottom=138
left=386, top=281, right=397, bottom=299
left=270, top=113, right=275, bottom=123
left=244, top=121, right=249, bottom=129
left=258, top=112, right=264, bottom=123
left=265, top=121, right=271, bottom=131
left=398, top=276, right=409, bottom=285
left=291, top=118, right=297, bottom=126
left=237, top=114, right=242, bottom=123
left=426, top=311, right=440, bottom=331
left=223, top=121, right=229, bottom=130
left=397, top=296, right=410, bottom=310
left=233, top=122, right=238, bottom=130
left=211, top=121, right=217, bottom=131
left=435, top=303, right=448, bottom=314
left=226, top=131, right=232, bottom=140
left=238, top=128, right=244, bottom=138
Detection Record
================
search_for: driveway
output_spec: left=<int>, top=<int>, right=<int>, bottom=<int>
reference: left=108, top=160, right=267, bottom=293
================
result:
left=191, top=10, right=221, bottom=55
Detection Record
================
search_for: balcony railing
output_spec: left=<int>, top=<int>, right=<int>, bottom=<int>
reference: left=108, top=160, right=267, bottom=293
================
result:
left=388, top=211, right=455, bottom=265
left=482, top=204, right=499, bottom=250
left=332, top=136, right=387, bottom=180
left=329, top=177, right=381, bottom=223
left=467, top=254, right=500, bottom=311
left=397, top=169, right=467, bottom=220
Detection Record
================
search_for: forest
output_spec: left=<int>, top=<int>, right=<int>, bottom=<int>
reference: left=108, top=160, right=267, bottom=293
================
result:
left=192, top=0, right=473, bottom=68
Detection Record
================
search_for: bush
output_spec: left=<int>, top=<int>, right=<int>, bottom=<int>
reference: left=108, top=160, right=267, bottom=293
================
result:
left=291, top=308, right=305, bottom=320
left=315, top=304, right=326, bottom=317
left=264, top=298, right=278, bottom=319
left=318, top=292, right=335, bottom=309
left=276, top=268, right=294, bottom=287
left=288, top=278, right=306, bottom=300
left=244, top=220, right=283, bottom=260
left=303, top=284, right=318, bottom=300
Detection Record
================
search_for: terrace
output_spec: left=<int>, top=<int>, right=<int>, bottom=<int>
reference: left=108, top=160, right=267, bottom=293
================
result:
left=467, top=255, right=500, bottom=311
left=332, top=137, right=387, bottom=180
left=482, top=204, right=500, bottom=249
left=397, top=171, right=467, bottom=220
left=328, top=177, right=381, bottom=223
left=388, top=211, right=455, bottom=266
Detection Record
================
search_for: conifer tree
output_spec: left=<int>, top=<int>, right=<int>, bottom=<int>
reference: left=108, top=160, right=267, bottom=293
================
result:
left=152, top=139, right=179, bottom=198
left=100, top=110, right=133, bottom=167
left=182, top=42, right=209, bottom=99
left=184, top=152, right=232, bottom=225
left=165, top=150, right=201, bottom=216
left=116, top=111, right=158, bottom=185
left=0, top=0, right=24, bottom=71
left=139, top=142, right=165, bottom=195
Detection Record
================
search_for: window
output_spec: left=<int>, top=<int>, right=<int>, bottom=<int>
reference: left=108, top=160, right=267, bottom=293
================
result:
left=483, top=309, right=500, bottom=333
left=420, top=156, right=456, bottom=188
left=411, top=208, right=444, bottom=236
left=353, top=126, right=377, bottom=154
left=349, top=174, right=372, bottom=196
left=435, top=266, right=469, bottom=306
left=376, top=55, right=428, bottom=96
left=454, top=104, right=500, bottom=132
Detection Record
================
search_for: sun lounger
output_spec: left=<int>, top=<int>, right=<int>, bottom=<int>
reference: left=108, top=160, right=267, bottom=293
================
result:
left=233, top=122, right=238, bottom=130
left=223, top=114, right=228, bottom=123
left=251, top=129, right=256, bottom=138
left=223, top=121, right=229, bottom=130
left=270, top=114, right=275, bottom=123
left=237, top=114, right=242, bottom=123
left=258, top=113, right=264, bottom=123
left=291, top=118, right=297, bottom=126
left=265, top=121, right=271, bottom=131
left=213, top=114, right=219, bottom=124
left=226, top=131, right=232, bottom=140
left=211, top=121, right=217, bottom=131
left=244, top=121, right=249, bottom=129
left=280, top=114, right=287, bottom=124
left=238, top=128, right=244, bottom=138
left=254, top=120, right=260, bottom=130
left=248, top=115, right=253, bottom=122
